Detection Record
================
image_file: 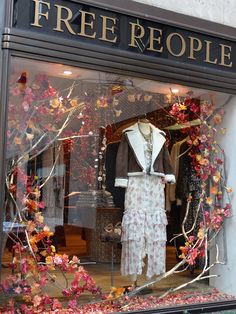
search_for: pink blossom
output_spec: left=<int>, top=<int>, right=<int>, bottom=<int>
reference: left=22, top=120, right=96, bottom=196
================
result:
left=72, top=255, right=80, bottom=264
left=190, top=102, right=200, bottom=113
left=187, top=248, right=198, bottom=265
left=211, top=215, right=223, bottom=229
left=224, top=209, right=231, bottom=217
left=20, top=258, right=29, bottom=274
left=200, top=134, right=208, bottom=143
left=68, top=299, right=78, bottom=309
left=22, top=101, right=29, bottom=112
left=53, top=255, right=62, bottom=265
left=225, top=203, right=231, bottom=210
left=38, top=201, right=45, bottom=209
left=188, top=236, right=195, bottom=243
left=33, top=295, right=42, bottom=307
left=14, top=286, right=22, bottom=294
left=62, top=289, right=72, bottom=296
left=10, top=86, right=21, bottom=96
left=39, top=275, right=48, bottom=286
left=52, top=299, right=62, bottom=310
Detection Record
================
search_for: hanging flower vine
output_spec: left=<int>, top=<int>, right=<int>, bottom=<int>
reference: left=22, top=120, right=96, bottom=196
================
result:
left=1, top=72, right=103, bottom=312
left=169, top=95, right=232, bottom=267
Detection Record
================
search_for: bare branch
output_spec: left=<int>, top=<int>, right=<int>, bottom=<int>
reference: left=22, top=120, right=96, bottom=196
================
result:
left=39, top=145, right=61, bottom=189
left=18, top=102, right=85, bottom=165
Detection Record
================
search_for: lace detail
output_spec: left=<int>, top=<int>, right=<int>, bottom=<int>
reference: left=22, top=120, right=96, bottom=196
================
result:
left=144, top=140, right=152, bottom=174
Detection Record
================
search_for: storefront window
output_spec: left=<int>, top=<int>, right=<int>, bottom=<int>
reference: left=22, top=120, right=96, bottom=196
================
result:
left=0, top=56, right=235, bottom=312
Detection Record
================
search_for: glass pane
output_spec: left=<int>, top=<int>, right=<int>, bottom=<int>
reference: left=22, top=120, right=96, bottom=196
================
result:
left=0, top=56, right=235, bottom=312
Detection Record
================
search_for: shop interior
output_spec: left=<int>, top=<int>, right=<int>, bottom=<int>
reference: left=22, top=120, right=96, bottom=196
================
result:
left=1, top=57, right=230, bottom=299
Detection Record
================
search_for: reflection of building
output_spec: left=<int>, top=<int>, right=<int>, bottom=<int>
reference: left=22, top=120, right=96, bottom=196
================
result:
left=0, top=0, right=236, bottom=312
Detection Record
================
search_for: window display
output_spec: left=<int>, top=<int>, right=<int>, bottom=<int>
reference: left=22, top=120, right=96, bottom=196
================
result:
left=0, top=56, right=234, bottom=313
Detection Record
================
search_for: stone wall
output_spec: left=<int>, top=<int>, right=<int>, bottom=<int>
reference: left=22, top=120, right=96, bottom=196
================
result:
left=131, top=0, right=236, bottom=28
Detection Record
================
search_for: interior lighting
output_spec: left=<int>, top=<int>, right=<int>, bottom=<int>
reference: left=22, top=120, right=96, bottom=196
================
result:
left=63, top=70, right=72, bottom=75
left=171, top=88, right=179, bottom=94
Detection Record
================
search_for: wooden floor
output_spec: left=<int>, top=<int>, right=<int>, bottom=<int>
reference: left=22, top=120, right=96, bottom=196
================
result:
left=1, top=224, right=208, bottom=299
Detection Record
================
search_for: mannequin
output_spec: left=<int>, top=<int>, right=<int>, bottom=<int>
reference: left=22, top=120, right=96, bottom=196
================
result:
left=138, top=118, right=151, bottom=137
left=115, top=121, right=175, bottom=282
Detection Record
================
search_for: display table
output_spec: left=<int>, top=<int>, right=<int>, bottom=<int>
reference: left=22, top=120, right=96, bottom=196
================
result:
left=85, top=207, right=123, bottom=263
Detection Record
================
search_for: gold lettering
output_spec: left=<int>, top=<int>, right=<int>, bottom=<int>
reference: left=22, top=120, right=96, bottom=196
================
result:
left=78, top=10, right=96, bottom=38
left=31, top=0, right=50, bottom=28
left=53, top=5, right=76, bottom=34
left=129, top=22, right=145, bottom=48
left=188, top=36, right=202, bottom=60
left=204, top=40, right=217, bottom=64
left=166, top=33, right=186, bottom=57
left=147, top=27, right=163, bottom=52
left=219, top=44, right=232, bottom=67
left=99, top=15, right=117, bottom=43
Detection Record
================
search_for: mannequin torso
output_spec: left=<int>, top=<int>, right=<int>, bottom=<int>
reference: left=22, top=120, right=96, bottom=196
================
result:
left=138, top=121, right=151, bottom=136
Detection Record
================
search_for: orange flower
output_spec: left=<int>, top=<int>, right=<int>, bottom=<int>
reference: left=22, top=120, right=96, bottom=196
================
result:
left=220, top=128, right=226, bottom=135
left=179, top=104, right=187, bottom=111
left=50, top=98, right=61, bottom=108
left=108, top=286, right=125, bottom=299
left=22, top=294, right=32, bottom=303
left=14, top=137, right=22, bottom=145
left=30, top=188, right=40, bottom=199
left=27, top=221, right=36, bottom=233
left=51, top=245, right=56, bottom=253
left=210, top=186, right=218, bottom=195
left=46, top=256, right=53, bottom=265
left=225, top=187, right=233, bottom=193
left=213, top=114, right=222, bottom=125
left=196, top=154, right=202, bottom=161
left=70, top=99, right=78, bottom=107
left=197, top=228, right=205, bottom=239
left=35, top=212, right=44, bottom=223
left=213, top=171, right=221, bottom=183
left=206, top=197, right=213, bottom=205
left=179, top=253, right=186, bottom=259
left=199, top=158, right=209, bottom=166
left=25, top=199, right=38, bottom=212
left=187, top=194, right=193, bottom=202
left=40, top=250, right=47, bottom=257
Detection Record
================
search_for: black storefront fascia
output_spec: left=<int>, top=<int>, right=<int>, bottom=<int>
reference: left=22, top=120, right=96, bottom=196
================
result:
left=1, top=1, right=236, bottom=313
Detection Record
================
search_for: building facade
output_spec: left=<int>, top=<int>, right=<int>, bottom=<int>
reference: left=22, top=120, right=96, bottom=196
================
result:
left=0, top=0, right=236, bottom=313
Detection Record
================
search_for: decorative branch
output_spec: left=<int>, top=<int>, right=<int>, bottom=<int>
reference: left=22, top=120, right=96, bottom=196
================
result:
left=39, top=145, right=61, bottom=190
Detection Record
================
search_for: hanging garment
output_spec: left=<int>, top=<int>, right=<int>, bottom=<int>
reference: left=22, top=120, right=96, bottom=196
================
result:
left=42, top=145, right=65, bottom=231
left=176, top=141, right=202, bottom=230
left=115, top=122, right=175, bottom=278
left=175, top=141, right=204, bottom=268
left=166, top=137, right=189, bottom=211
left=105, top=142, right=125, bottom=210
left=115, top=123, right=175, bottom=187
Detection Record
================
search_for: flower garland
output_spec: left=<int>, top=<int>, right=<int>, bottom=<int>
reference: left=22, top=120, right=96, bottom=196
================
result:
left=169, top=95, right=232, bottom=266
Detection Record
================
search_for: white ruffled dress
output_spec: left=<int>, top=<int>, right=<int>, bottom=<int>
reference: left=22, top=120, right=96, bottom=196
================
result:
left=121, top=140, right=167, bottom=279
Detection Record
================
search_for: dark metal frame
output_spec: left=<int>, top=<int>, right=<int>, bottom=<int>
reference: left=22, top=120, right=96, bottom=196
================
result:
left=122, top=299, right=236, bottom=313
left=1, top=0, right=236, bottom=312
left=0, top=0, right=10, bottom=278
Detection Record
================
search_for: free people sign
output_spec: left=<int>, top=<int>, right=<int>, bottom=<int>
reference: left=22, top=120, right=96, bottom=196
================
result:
left=13, top=0, right=235, bottom=71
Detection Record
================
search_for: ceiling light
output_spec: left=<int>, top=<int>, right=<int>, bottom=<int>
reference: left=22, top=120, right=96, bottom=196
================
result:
left=63, top=70, right=72, bottom=75
left=171, top=88, right=179, bottom=94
